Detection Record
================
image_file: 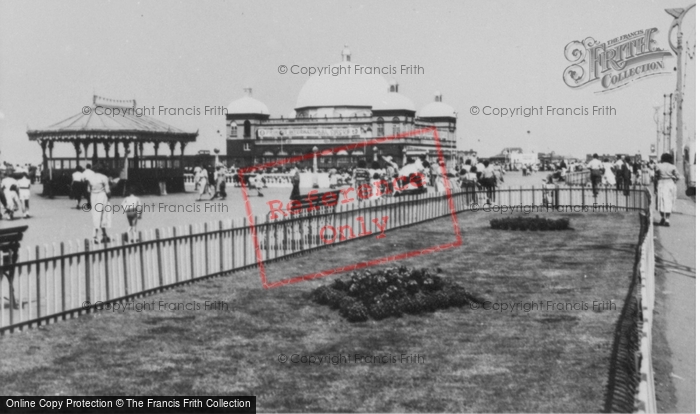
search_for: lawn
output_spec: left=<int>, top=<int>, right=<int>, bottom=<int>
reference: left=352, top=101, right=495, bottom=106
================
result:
left=0, top=210, right=640, bottom=412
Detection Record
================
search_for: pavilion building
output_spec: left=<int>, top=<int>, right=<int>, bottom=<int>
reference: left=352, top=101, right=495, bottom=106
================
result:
left=27, top=95, right=198, bottom=195
left=225, top=46, right=459, bottom=169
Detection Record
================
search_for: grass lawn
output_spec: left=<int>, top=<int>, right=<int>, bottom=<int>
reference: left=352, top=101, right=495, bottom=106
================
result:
left=0, top=210, right=640, bottom=412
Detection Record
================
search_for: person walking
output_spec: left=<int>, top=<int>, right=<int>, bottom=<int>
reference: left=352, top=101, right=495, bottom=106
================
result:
left=211, top=165, right=228, bottom=200
left=602, top=158, right=616, bottom=187
left=250, top=172, right=264, bottom=197
left=614, top=155, right=624, bottom=190
left=17, top=173, right=31, bottom=218
left=480, top=160, right=497, bottom=204
left=290, top=164, right=301, bottom=199
left=120, top=187, right=142, bottom=243
left=476, top=159, right=486, bottom=180
left=86, top=166, right=112, bottom=244
left=586, top=154, right=604, bottom=197
left=195, top=165, right=211, bottom=201
left=655, top=153, right=679, bottom=226
left=82, top=164, right=95, bottom=209
left=70, top=166, right=86, bottom=209
left=460, top=166, right=479, bottom=204
left=621, top=156, right=633, bottom=196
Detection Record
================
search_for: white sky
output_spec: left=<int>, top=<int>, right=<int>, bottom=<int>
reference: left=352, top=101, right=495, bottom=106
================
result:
left=0, top=0, right=691, bottom=164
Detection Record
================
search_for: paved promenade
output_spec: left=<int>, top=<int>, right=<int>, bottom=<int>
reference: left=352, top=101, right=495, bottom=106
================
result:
left=655, top=191, right=696, bottom=413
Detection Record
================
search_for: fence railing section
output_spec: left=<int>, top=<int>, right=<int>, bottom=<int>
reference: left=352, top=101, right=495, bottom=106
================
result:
left=1, top=185, right=650, bottom=335
left=636, top=197, right=656, bottom=413
left=602, top=189, right=656, bottom=413
left=565, top=170, right=653, bottom=186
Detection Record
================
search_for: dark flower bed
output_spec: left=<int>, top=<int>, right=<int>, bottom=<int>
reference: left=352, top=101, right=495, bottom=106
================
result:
left=489, top=215, right=570, bottom=231
left=310, top=266, right=482, bottom=322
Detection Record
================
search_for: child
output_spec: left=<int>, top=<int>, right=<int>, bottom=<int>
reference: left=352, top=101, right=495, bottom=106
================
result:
left=542, top=175, right=556, bottom=208
left=121, top=187, right=142, bottom=243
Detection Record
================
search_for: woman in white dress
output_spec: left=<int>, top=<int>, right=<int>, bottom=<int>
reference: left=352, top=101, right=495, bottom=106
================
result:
left=195, top=165, right=211, bottom=201
left=86, top=167, right=112, bottom=243
left=656, top=153, right=679, bottom=226
left=602, top=158, right=616, bottom=186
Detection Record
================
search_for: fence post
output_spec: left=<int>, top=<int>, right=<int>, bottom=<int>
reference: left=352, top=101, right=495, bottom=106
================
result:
left=155, top=229, right=163, bottom=287
left=121, top=237, right=130, bottom=296
left=83, top=240, right=91, bottom=310
left=189, top=224, right=195, bottom=279
left=138, top=231, right=146, bottom=291
left=172, top=226, right=180, bottom=283
left=219, top=221, right=224, bottom=272
left=243, top=218, right=248, bottom=266
left=231, top=221, right=237, bottom=268
left=203, top=223, right=209, bottom=275
left=60, top=242, right=66, bottom=313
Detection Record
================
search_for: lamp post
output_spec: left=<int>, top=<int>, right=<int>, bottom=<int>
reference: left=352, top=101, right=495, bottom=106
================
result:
left=653, top=105, right=661, bottom=161
left=312, top=146, right=319, bottom=189
left=666, top=3, right=695, bottom=175
left=213, top=148, right=220, bottom=166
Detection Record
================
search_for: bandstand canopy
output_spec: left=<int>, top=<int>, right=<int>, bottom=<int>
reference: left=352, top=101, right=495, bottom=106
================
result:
left=27, top=95, right=198, bottom=143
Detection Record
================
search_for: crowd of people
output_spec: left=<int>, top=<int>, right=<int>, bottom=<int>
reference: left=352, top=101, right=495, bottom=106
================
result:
left=278, top=154, right=510, bottom=205
left=586, top=153, right=679, bottom=226
left=0, top=170, right=32, bottom=220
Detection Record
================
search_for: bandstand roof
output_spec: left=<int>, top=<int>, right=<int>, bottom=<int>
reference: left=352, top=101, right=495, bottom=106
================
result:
left=27, top=96, right=198, bottom=143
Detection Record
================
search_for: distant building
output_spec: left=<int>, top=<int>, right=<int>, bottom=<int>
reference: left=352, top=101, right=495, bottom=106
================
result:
left=225, top=46, right=458, bottom=169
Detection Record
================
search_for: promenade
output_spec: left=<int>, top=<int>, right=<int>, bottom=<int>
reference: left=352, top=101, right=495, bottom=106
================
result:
left=655, top=192, right=696, bottom=413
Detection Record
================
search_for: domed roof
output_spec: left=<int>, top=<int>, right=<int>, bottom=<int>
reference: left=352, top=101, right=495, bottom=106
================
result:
left=227, top=88, right=269, bottom=115
left=418, top=92, right=456, bottom=118
left=295, top=46, right=389, bottom=109
left=295, top=63, right=389, bottom=109
left=374, top=91, right=415, bottom=111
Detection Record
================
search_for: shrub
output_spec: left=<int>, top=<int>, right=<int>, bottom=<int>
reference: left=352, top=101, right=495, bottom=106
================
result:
left=490, top=215, right=571, bottom=231
left=310, top=267, right=479, bottom=322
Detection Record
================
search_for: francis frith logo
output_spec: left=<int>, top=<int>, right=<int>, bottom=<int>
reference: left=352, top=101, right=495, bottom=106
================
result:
left=563, top=28, right=673, bottom=93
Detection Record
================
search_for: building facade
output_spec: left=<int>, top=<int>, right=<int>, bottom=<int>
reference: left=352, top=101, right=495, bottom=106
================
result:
left=225, top=47, right=459, bottom=170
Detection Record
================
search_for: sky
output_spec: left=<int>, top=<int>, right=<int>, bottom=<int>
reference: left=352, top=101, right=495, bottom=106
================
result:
left=0, top=0, right=693, bottom=164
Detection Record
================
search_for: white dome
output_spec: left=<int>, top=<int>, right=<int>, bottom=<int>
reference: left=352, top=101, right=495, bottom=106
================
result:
left=295, top=62, right=389, bottom=109
left=227, top=88, right=269, bottom=115
left=418, top=101, right=456, bottom=118
left=374, top=92, right=415, bottom=111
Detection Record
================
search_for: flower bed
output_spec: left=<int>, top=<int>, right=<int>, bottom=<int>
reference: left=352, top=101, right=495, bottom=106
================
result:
left=489, top=216, right=570, bottom=231
left=310, top=266, right=481, bottom=322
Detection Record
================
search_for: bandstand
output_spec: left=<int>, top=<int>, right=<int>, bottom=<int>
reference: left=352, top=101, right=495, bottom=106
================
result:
left=27, top=96, right=198, bottom=195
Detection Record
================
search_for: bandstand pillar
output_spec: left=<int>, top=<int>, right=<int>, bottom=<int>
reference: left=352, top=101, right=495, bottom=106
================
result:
left=92, top=142, right=98, bottom=164
left=138, top=142, right=144, bottom=169
left=133, top=142, right=140, bottom=169
left=103, top=142, right=112, bottom=161
left=82, top=142, right=90, bottom=164
left=73, top=141, right=81, bottom=166
left=179, top=141, right=187, bottom=170
left=39, top=140, right=48, bottom=173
